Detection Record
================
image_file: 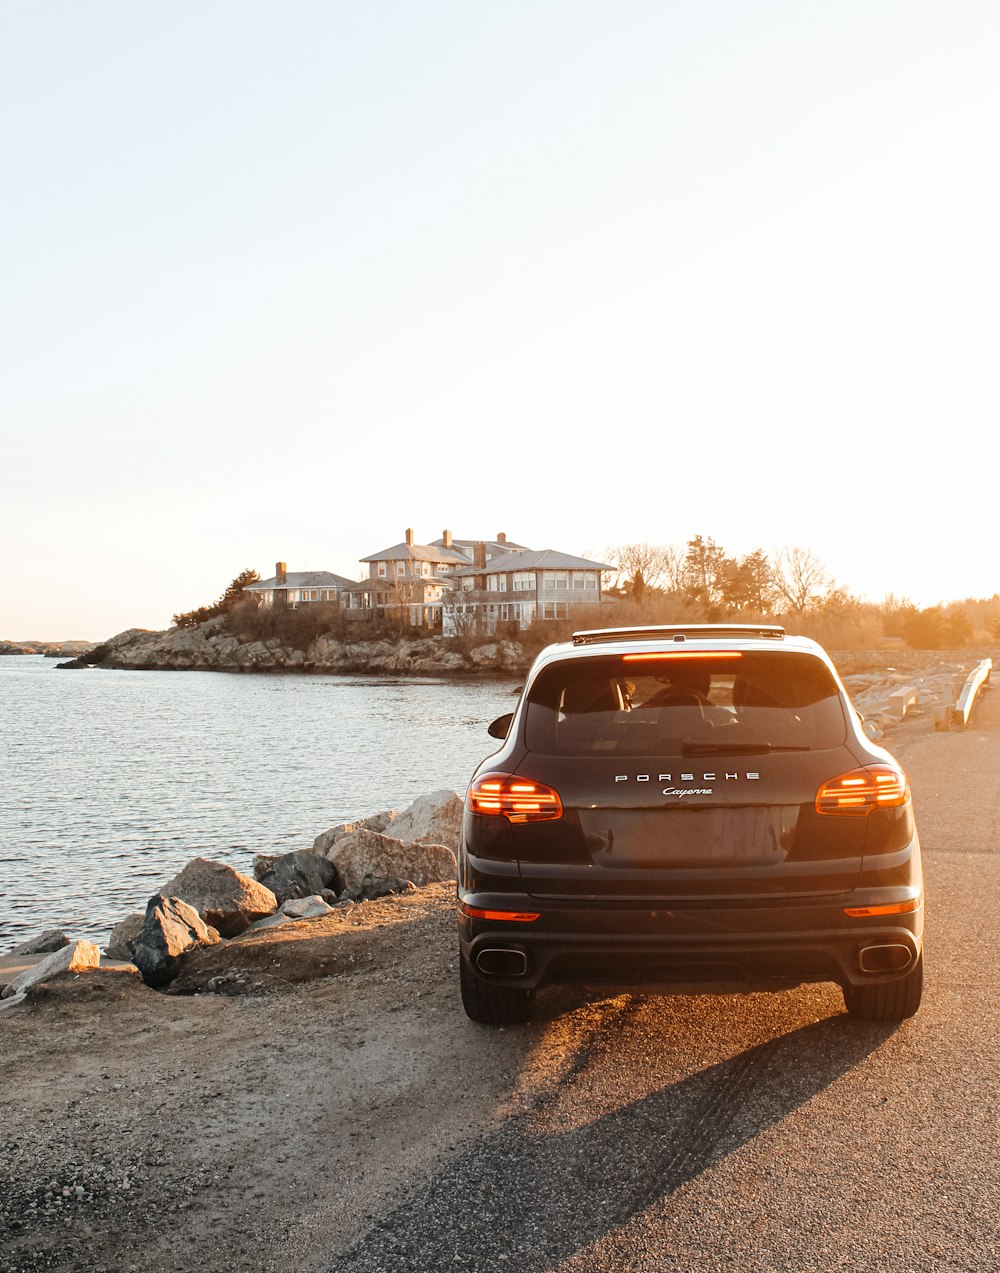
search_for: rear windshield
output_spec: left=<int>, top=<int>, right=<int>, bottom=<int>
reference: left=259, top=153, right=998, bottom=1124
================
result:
left=523, top=651, right=847, bottom=756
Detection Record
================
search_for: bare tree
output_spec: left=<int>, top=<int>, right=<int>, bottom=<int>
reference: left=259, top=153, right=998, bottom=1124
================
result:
left=772, top=547, right=829, bottom=614
left=604, top=543, right=679, bottom=595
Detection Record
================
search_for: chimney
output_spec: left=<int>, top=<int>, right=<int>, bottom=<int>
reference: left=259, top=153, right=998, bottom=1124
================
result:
left=443, top=529, right=453, bottom=548
left=497, top=532, right=506, bottom=544
left=473, top=541, right=487, bottom=569
left=405, top=528, right=414, bottom=547
left=276, top=561, right=287, bottom=584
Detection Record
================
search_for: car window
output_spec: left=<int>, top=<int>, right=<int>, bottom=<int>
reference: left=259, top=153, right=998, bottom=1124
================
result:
left=523, top=651, right=847, bottom=756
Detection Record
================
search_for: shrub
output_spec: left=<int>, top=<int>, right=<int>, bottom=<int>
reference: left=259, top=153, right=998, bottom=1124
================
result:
left=173, top=569, right=261, bottom=628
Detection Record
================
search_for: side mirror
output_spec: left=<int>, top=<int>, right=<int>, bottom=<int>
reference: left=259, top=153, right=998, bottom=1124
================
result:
left=488, top=713, right=513, bottom=739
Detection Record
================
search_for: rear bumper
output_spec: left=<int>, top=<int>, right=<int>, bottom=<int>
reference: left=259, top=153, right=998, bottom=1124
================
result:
left=458, top=893, right=923, bottom=994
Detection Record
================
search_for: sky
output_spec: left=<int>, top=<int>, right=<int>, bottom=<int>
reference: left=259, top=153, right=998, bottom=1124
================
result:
left=3, top=1, right=998, bottom=640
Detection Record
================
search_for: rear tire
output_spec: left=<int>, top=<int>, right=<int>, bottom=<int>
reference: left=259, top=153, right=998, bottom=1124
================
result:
left=459, top=950, right=534, bottom=1025
left=843, top=953, right=923, bottom=1020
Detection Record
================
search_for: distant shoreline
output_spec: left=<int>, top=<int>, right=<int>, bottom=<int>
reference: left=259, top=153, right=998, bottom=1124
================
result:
left=0, top=640, right=93, bottom=658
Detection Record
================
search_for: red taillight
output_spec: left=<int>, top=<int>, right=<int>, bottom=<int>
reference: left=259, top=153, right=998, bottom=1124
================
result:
left=466, top=772, right=563, bottom=822
left=460, top=904, right=540, bottom=922
left=843, top=897, right=922, bottom=917
left=816, top=764, right=909, bottom=816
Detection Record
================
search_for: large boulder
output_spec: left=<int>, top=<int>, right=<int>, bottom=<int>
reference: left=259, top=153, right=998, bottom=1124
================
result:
left=254, top=850, right=339, bottom=904
left=161, top=857, right=277, bottom=937
left=106, top=911, right=145, bottom=961
left=328, top=829, right=457, bottom=900
left=387, top=789, right=464, bottom=852
left=133, top=895, right=221, bottom=988
left=313, top=810, right=400, bottom=858
left=1, top=940, right=101, bottom=999
left=7, top=929, right=71, bottom=956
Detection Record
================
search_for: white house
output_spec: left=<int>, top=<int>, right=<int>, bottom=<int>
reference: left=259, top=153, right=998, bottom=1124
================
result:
left=442, top=547, right=612, bottom=635
left=246, top=533, right=611, bottom=634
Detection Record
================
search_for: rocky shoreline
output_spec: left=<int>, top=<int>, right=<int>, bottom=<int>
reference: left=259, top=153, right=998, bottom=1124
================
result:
left=56, top=616, right=531, bottom=676
left=1, top=789, right=463, bottom=1007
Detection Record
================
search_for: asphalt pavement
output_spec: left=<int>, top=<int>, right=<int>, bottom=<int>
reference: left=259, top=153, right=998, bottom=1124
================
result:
left=328, top=688, right=1000, bottom=1273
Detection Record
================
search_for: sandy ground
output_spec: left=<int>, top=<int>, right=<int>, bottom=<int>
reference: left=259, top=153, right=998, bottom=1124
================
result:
left=0, top=885, right=476, bottom=1273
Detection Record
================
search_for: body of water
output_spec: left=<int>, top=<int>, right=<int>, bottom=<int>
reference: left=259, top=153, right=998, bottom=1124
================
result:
left=0, top=656, right=519, bottom=951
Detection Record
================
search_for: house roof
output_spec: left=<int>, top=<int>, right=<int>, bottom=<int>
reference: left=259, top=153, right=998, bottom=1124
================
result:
left=446, top=548, right=612, bottom=577
left=430, top=537, right=531, bottom=556
left=246, top=571, right=355, bottom=592
left=361, top=542, right=470, bottom=565
left=342, top=578, right=445, bottom=596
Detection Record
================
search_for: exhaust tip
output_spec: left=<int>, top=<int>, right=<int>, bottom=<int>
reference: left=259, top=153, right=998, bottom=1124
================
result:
left=859, top=943, right=913, bottom=974
left=476, top=948, right=528, bottom=977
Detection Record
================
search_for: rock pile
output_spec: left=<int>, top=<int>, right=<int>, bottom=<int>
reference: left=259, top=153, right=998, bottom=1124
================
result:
left=1, top=788, right=463, bottom=1000
left=840, top=658, right=975, bottom=737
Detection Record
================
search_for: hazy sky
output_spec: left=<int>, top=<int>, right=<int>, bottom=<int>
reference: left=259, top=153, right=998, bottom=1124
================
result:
left=3, top=1, right=998, bottom=640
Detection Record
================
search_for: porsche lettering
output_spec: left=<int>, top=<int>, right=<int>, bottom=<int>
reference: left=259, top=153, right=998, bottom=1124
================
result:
left=614, top=772, right=760, bottom=783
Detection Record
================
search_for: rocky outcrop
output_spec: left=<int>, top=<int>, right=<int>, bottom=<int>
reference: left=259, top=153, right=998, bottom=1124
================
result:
left=59, top=617, right=530, bottom=676
left=133, top=895, right=221, bottom=988
left=161, top=858, right=277, bottom=937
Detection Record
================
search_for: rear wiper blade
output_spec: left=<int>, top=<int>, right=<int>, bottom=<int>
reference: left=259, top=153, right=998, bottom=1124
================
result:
left=681, top=740, right=810, bottom=756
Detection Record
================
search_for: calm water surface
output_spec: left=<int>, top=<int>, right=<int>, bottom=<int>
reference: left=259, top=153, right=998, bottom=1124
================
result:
left=0, top=656, right=519, bottom=950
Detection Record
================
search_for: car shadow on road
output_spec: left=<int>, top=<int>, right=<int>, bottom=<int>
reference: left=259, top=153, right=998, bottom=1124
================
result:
left=326, top=1013, right=897, bottom=1272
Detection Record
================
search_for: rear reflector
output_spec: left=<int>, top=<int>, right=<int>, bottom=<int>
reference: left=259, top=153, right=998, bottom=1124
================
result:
left=816, top=764, right=909, bottom=815
left=461, top=904, right=540, bottom=922
left=466, top=772, right=563, bottom=822
left=843, top=898, right=922, bottom=917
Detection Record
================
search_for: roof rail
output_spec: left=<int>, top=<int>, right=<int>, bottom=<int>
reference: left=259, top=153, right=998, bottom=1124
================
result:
left=571, top=624, right=786, bottom=647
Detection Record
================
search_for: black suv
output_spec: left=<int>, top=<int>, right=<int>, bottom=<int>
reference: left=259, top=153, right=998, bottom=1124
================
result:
left=458, top=625, right=923, bottom=1025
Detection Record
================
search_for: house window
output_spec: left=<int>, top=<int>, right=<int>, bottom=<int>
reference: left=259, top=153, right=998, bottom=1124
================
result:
left=396, top=561, right=405, bottom=575
left=542, top=571, right=568, bottom=590
left=542, top=602, right=567, bottom=620
left=487, top=574, right=505, bottom=592
left=572, top=573, right=596, bottom=590
left=513, top=572, right=534, bottom=592
left=378, top=562, right=387, bottom=578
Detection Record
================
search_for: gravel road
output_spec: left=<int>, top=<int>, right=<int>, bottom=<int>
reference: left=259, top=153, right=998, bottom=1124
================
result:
left=2, top=685, right=999, bottom=1273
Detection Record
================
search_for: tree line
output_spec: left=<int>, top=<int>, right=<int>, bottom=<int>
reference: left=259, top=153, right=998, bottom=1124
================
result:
left=601, top=536, right=999, bottom=650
